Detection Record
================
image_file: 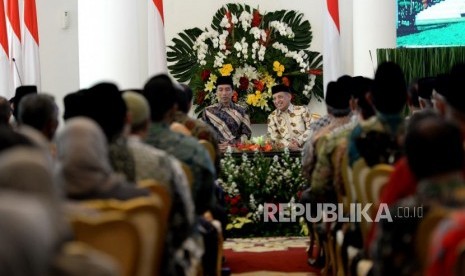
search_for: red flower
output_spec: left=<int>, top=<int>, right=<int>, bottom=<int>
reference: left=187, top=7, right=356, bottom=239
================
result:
left=240, top=207, right=249, bottom=215
left=200, top=69, right=211, bottom=82
left=253, top=80, right=264, bottom=91
left=282, top=76, right=290, bottom=87
left=239, top=77, right=249, bottom=91
left=224, top=195, right=230, bottom=203
left=308, top=69, right=322, bottom=75
left=230, top=196, right=239, bottom=206
left=251, top=9, right=262, bottom=27
left=226, top=11, right=234, bottom=33
left=230, top=207, right=239, bottom=215
left=196, top=91, right=206, bottom=105
left=232, top=91, right=239, bottom=103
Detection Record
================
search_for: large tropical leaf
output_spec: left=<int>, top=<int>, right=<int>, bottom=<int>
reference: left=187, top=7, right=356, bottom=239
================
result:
left=262, top=9, right=312, bottom=51
left=167, top=28, right=202, bottom=82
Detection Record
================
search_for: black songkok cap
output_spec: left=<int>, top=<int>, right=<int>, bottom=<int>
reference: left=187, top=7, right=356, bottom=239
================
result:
left=216, top=76, right=233, bottom=88
left=271, top=84, right=292, bottom=95
left=417, top=77, right=435, bottom=100
left=325, top=81, right=351, bottom=110
left=11, top=86, right=38, bottom=119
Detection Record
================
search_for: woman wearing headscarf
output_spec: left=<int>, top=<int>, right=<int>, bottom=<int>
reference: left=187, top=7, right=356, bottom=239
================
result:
left=54, top=117, right=149, bottom=200
left=0, top=191, right=57, bottom=276
left=0, top=146, right=69, bottom=243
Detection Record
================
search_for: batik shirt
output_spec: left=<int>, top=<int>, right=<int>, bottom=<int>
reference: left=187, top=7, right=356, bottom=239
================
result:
left=348, top=113, right=405, bottom=167
left=108, top=136, right=136, bottom=182
left=127, top=135, right=196, bottom=275
left=145, top=122, right=216, bottom=215
left=267, top=104, right=312, bottom=147
left=310, top=120, right=356, bottom=195
left=202, top=102, right=252, bottom=144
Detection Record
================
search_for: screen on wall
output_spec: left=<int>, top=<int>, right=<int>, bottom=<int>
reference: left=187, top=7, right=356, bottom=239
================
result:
left=397, top=0, right=465, bottom=47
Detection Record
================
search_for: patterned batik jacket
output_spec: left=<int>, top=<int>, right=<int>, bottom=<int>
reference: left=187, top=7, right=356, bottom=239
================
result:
left=202, top=102, right=252, bottom=144
left=267, top=104, right=312, bottom=147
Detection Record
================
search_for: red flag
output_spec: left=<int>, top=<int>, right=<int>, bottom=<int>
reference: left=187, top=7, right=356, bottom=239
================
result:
left=323, top=0, right=342, bottom=94
left=7, top=0, right=23, bottom=93
left=0, top=0, right=11, bottom=98
left=148, top=0, right=167, bottom=76
left=22, top=0, right=41, bottom=89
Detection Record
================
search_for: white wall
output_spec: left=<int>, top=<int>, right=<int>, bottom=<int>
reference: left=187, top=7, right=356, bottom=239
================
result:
left=36, top=0, right=397, bottom=118
left=37, top=0, right=79, bottom=126
left=353, top=0, right=397, bottom=78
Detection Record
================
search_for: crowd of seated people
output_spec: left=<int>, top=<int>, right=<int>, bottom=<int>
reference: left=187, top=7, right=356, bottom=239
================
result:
left=0, top=74, right=228, bottom=276
left=299, top=62, right=465, bottom=276
left=4, top=61, right=465, bottom=276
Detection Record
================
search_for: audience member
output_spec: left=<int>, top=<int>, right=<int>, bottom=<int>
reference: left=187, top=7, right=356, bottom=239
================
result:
left=123, top=90, right=198, bottom=275
left=267, top=84, right=312, bottom=150
left=372, top=114, right=465, bottom=275
left=0, top=191, right=58, bottom=276
left=54, top=117, right=149, bottom=200
left=417, top=77, right=435, bottom=109
left=302, top=77, right=353, bottom=181
left=348, top=62, right=407, bottom=167
left=10, top=85, right=37, bottom=121
left=202, top=76, right=251, bottom=151
left=17, top=94, right=59, bottom=141
left=143, top=74, right=216, bottom=215
left=63, top=83, right=136, bottom=182
left=173, top=83, right=220, bottom=169
left=0, top=96, right=12, bottom=126
left=143, top=74, right=219, bottom=275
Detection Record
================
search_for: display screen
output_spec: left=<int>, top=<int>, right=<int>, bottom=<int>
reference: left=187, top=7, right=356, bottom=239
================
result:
left=397, top=0, right=465, bottom=47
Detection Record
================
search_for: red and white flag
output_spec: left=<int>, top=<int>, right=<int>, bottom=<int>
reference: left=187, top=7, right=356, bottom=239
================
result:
left=6, top=0, right=23, bottom=94
left=0, top=0, right=11, bottom=98
left=323, top=0, right=342, bottom=95
left=22, top=0, right=40, bottom=90
left=148, top=0, right=167, bottom=77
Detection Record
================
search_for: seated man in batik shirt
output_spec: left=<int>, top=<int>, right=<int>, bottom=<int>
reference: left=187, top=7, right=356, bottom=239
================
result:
left=202, top=76, right=252, bottom=151
left=266, top=84, right=312, bottom=151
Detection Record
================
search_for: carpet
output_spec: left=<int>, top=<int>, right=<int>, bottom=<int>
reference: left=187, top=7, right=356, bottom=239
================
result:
left=223, top=237, right=320, bottom=275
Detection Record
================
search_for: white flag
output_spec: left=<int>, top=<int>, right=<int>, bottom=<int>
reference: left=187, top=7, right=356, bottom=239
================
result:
left=22, top=0, right=40, bottom=90
left=6, top=0, right=23, bottom=94
left=323, top=0, right=342, bottom=95
left=0, top=0, right=11, bottom=98
left=148, top=0, right=167, bottom=77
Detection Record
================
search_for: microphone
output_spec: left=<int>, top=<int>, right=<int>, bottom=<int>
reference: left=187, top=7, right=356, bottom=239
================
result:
left=369, top=50, right=376, bottom=75
left=12, top=58, right=23, bottom=86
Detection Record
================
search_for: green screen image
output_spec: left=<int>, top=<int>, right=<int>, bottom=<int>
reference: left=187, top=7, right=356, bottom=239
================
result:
left=397, top=0, right=465, bottom=47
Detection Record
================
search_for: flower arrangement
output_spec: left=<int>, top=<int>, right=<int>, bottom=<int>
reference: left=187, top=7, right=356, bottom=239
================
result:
left=168, top=3, right=323, bottom=123
left=218, top=147, right=307, bottom=237
left=235, top=135, right=274, bottom=152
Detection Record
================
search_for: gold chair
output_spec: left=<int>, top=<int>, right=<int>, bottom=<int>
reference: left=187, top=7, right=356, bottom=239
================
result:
left=365, top=164, right=394, bottom=205
left=70, top=211, right=141, bottom=276
left=138, top=179, right=172, bottom=222
left=80, top=197, right=166, bottom=276
left=352, top=159, right=371, bottom=241
left=199, top=139, right=216, bottom=164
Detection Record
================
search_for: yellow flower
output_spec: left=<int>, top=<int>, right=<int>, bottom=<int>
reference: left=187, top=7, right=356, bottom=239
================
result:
left=219, top=64, right=234, bottom=76
left=204, top=74, right=218, bottom=93
left=205, top=81, right=216, bottom=93
left=273, top=60, right=285, bottom=77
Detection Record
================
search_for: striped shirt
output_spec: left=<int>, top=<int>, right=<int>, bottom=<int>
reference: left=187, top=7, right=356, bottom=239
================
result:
left=202, top=102, right=252, bottom=144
